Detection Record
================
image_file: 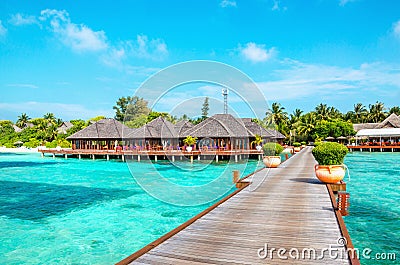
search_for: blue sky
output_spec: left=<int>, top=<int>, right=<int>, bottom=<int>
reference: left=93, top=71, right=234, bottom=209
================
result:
left=1, top=0, right=400, bottom=121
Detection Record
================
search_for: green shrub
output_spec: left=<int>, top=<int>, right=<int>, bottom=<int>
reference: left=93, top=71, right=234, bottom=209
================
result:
left=312, top=142, right=348, bottom=165
left=263, top=142, right=283, bottom=156
left=301, top=141, right=306, bottom=145
left=293, top=142, right=301, bottom=147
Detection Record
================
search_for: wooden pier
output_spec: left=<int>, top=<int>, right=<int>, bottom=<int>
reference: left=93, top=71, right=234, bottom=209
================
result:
left=39, top=149, right=266, bottom=162
left=118, top=147, right=358, bottom=264
left=347, top=145, right=400, bottom=152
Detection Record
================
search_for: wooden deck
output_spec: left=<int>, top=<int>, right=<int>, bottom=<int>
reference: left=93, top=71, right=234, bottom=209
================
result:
left=347, top=145, right=400, bottom=152
left=39, top=149, right=266, bottom=162
left=119, top=147, right=355, bottom=264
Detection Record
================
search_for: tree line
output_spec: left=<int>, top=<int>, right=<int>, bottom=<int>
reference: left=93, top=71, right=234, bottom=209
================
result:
left=263, top=102, right=400, bottom=142
left=1, top=97, right=398, bottom=148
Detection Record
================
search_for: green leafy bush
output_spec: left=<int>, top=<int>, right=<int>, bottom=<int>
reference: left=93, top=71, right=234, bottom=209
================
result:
left=293, top=142, right=301, bottom=147
left=301, top=141, right=306, bottom=145
left=312, top=142, right=348, bottom=165
left=263, top=142, right=283, bottom=156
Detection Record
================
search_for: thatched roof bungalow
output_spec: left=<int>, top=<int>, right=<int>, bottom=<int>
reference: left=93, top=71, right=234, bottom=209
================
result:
left=67, top=118, right=132, bottom=150
left=174, top=120, right=194, bottom=136
left=57, top=121, right=74, bottom=134
left=183, top=114, right=284, bottom=150
left=125, top=117, right=179, bottom=150
left=353, top=114, right=400, bottom=132
left=354, top=114, right=400, bottom=143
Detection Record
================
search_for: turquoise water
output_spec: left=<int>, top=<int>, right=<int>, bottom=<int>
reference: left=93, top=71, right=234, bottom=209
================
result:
left=0, top=152, right=263, bottom=264
left=344, top=152, right=399, bottom=264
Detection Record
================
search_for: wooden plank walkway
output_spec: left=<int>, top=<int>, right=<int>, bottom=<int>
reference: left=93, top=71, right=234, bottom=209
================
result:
left=123, top=147, right=351, bottom=264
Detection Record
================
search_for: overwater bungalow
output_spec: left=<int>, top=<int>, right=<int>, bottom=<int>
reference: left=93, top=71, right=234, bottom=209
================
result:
left=125, top=117, right=179, bottom=150
left=182, top=114, right=284, bottom=150
left=67, top=118, right=132, bottom=150
left=352, top=113, right=400, bottom=146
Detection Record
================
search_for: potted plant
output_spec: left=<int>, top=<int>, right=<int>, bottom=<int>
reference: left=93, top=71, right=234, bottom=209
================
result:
left=293, top=142, right=301, bottom=152
left=300, top=141, right=307, bottom=148
left=251, top=134, right=263, bottom=151
left=183, top=136, right=197, bottom=152
left=262, top=142, right=284, bottom=168
left=312, top=142, right=348, bottom=184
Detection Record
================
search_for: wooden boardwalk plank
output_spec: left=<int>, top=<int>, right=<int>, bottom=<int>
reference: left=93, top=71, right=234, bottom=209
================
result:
left=126, top=147, right=351, bottom=264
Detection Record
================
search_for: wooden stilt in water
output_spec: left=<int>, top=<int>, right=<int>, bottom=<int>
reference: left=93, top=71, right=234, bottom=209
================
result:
left=138, top=155, right=140, bottom=162
left=155, top=155, right=157, bottom=162
left=65, top=154, right=68, bottom=159
left=107, top=154, right=109, bottom=161
left=172, top=156, right=175, bottom=162
left=78, top=154, right=81, bottom=159
left=52, top=153, right=55, bottom=158
left=190, top=156, right=193, bottom=163
left=216, top=155, right=218, bottom=162
left=122, top=155, right=125, bottom=162
left=92, top=154, right=95, bottom=160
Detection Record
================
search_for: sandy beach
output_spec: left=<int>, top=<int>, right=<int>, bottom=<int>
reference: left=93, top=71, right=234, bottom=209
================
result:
left=0, top=147, right=38, bottom=153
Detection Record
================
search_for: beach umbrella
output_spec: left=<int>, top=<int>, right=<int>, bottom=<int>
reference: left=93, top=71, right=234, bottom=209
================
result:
left=14, top=141, right=23, bottom=146
left=325, top=136, right=335, bottom=140
left=337, top=136, right=347, bottom=140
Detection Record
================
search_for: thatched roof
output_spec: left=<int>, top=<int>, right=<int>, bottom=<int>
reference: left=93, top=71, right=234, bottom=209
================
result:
left=67, top=118, right=132, bottom=140
left=240, top=118, right=285, bottom=139
left=184, top=114, right=250, bottom=138
left=353, top=123, right=378, bottom=132
left=265, top=129, right=286, bottom=139
left=57, top=121, right=74, bottom=134
left=375, top=113, right=400, bottom=129
left=174, top=120, right=194, bottom=136
left=127, top=117, right=177, bottom=139
left=12, top=125, right=22, bottom=133
left=353, top=114, right=400, bottom=131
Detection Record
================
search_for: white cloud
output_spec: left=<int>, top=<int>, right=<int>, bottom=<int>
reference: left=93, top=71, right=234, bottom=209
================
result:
left=9, top=13, right=39, bottom=26
left=239, top=42, right=276, bottom=63
left=0, top=20, right=7, bottom=36
left=6, top=83, right=38, bottom=89
left=271, top=0, right=287, bottom=11
left=40, top=9, right=108, bottom=52
left=393, top=20, right=400, bottom=38
left=220, top=0, right=237, bottom=8
left=255, top=59, right=400, bottom=101
left=131, top=34, right=168, bottom=60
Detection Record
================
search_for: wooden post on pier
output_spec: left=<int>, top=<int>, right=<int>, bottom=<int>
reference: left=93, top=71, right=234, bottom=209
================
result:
left=216, top=155, right=218, bottom=162
left=172, top=156, right=175, bottom=162
left=52, top=153, right=55, bottom=158
left=107, top=154, right=109, bottom=161
left=65, top=154, right=68, bottom=159
left=138, top=155, right=140, bottom=162
left=190, top=156, right=193, bottom=163
left=122, top=155, right=125, bottom=162
left=78, top=154, right=81, bottom=159
left=92, top=154, right=95, bottom=160
left=155, top=155, right=157, bottom=162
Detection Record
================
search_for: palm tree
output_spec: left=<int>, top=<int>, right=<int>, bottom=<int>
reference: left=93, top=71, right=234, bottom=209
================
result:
left=388, top=106, right=400, bottom=116
left=315, top=103, right=329, bottom=120
left=353, top=103, right=367, bottom=123
left=265, top=102, right=288, bottom=128
left=368, top=101, right=386, bottom=123
left=297, top=112, right=317, bottom=140
left=327, top=106, right=343, bottom=120
left=44, top=113, right=56, bottom=126
left=289, top=109, right=303, bottom=124
left=16, top=113, right=30, bottom=128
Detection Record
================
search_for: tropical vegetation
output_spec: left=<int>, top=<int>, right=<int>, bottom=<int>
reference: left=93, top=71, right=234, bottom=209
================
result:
left=0, top=99, right=398, bottom=148
left=312, top=142, right=349, bottom=165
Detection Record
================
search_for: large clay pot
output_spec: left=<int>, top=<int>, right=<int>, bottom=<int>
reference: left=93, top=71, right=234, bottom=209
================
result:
left=314, top=165, right=345, bottom=184
left=263, top=156, right=281, bottom=168
left=256, top=145, right=262, bottom=151
left=186, top=146, right=193, bottom=152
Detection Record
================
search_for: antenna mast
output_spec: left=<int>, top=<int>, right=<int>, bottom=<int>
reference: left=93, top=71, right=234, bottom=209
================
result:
left=222, top=88, right=228, bottom=114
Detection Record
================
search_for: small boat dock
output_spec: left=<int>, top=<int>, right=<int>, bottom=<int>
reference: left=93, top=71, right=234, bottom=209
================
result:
left=118, top=147, right=358, bottom=264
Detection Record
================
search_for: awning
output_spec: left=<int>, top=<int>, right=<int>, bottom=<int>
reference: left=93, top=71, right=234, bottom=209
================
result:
left=356, top=128, right=400, bottom=137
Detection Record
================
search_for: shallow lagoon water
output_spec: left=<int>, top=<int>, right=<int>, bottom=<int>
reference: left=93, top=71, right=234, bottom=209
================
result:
left=0, top=152, right=263, bottom=264
left=344, top=152, right=399, bottom=264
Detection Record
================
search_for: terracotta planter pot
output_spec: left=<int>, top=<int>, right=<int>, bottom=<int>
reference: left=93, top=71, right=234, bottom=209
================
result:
left=314, top=165, right=345, bottom=184
left=263, top=156, right=281, bottom=168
